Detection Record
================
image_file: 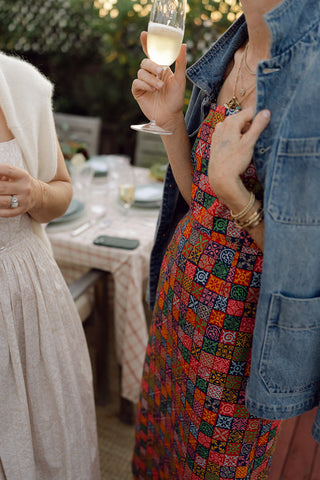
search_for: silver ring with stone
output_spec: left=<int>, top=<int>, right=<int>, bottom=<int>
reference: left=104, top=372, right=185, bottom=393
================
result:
left=10, top=195, right=19, bottom=209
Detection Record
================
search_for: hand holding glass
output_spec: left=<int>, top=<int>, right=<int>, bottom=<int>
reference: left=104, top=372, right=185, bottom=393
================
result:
left=131, top=0, right=186, bottom=135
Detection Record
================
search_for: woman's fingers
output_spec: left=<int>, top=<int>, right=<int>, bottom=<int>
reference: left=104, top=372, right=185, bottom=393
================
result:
left=132, top=78, right=155, bottom=96
left=243, top=109, right=271, bottom=147
left=174, top=43, right=187, bottom=83
left=138, top=63, right=163, bottom=87
left=140, top=31, right=148, bottom=56
left=0, top=164, right=35, bottom=216
left=0, top=163, right=20, bottom=180
left=140, top=58, right=163, bottom=77
left=0, top=164, right=26, bottom=190
left=215, top=108, right=270, bottom=143
left=0, top=195, right=15, bottom=208
left=217, top=107, right=254, bottom=134
left=0, top=192, right=24, bottom=217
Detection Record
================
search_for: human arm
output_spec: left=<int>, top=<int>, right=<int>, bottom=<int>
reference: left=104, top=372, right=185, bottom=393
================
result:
left=0, top=138, right=73, bottom=223
left=208, top=108, right=271, bottom=250
left=132, top=31, right=192, bottom=203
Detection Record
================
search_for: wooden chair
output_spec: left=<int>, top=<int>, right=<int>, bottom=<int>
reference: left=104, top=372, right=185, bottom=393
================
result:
left=134, top=130, right=168, bottom=167
left=68, top=268, right=105, bottom=322
left=54, top=112, right=102, bottom=157
left=68, top=268, right=110, bottom=404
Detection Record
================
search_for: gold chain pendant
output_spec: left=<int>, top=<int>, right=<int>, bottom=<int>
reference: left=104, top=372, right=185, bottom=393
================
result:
left=224, top=96, right=242, bottom=111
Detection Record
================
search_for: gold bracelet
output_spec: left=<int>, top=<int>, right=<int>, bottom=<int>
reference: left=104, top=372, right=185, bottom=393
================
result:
left=230, top=191, right=255, bottom=221
left=248, top=207, right=264, bottom=228
left=234, top=205, right=264, bottom=229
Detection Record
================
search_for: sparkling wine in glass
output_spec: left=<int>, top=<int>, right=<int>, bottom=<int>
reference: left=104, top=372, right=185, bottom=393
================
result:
left=118, top=162, right=136, bottom=212
left=119, top=184, right=135, bottom=210
left=131, top=0, right=186, bottom=135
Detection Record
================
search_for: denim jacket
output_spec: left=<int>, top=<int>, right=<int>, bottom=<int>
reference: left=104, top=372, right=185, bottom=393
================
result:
left=148, top=0, right=320, bottom=443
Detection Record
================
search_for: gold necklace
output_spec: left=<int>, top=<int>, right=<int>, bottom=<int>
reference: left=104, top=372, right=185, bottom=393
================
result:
left=243, top=43, right=257, bottom=76
left=224, top=44, right=256, bottom=111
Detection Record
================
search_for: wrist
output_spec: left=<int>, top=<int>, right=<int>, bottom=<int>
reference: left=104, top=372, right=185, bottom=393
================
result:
left=230, top=191, right=264, bottom=230
left=215, top=178, right=249, bottom=212
left=30, top=178, right=45, bottom=212
left=160, top=110, right=185, bottom=135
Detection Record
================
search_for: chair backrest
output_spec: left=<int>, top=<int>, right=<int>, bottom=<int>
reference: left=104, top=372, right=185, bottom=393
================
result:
left=54, top=112, right=102, bottom=157
left=134, top=130, right=168, bottom=167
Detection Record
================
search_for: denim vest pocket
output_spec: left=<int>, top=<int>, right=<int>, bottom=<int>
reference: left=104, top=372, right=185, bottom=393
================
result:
left=259, top=293, right=320, bottom=394
left=268, top=137, right=320, bottom=225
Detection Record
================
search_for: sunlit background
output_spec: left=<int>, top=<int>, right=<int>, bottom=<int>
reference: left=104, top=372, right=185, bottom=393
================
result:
left=95, top=0, right=242, bottom=24
left=0, top=0, right=242, bottom=157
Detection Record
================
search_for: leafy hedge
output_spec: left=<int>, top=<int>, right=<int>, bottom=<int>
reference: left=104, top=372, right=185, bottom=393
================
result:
left=0, top=0, right=241, bottom=156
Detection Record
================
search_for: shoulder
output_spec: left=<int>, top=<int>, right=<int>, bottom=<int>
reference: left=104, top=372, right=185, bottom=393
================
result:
left=0, top=51, right=53, bottom=98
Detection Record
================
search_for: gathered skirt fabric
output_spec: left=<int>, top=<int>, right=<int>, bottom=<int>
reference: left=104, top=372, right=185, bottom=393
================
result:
left=0, top=229, right=100, bottom=480
left=132, top=104, right=281, bottom=480
left=0, top=139, right=99, bottom=480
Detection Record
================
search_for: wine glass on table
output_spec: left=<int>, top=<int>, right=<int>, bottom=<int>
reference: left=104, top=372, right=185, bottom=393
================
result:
left=118, top=162, right=136, bottom=213
left=131, top=0, right=186, bottom=135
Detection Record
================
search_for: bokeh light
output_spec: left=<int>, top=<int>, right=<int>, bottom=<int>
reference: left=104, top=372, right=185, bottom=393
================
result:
left=95, top=0, right=242, bottom=23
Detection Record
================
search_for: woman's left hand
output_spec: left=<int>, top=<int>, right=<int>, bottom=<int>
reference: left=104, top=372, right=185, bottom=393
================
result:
left=208, top=108, right=271, bottom=208
left=0, top=164, right=41, bottom=217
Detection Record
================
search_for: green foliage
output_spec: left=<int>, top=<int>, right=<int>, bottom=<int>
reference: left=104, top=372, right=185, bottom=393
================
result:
left=0, top=0, right=241, bottom=156
left=0, top=0, right=101, bottom=54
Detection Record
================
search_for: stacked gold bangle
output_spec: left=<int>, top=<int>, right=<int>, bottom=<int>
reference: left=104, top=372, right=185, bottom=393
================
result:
left=230, top=191, right=264, bottom=229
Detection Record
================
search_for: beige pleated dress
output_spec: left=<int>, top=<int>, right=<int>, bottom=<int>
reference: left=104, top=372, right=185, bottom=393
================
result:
left=0, top=138, right=100, bottom=479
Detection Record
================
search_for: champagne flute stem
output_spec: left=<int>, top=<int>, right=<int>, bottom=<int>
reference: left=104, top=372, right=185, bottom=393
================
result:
left=150, top=68, right=165, bottom=126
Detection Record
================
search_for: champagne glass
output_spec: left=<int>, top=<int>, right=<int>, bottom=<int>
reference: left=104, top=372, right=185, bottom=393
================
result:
left=131, top=0, right=186, bottom=135
left=118, top=162, right=136, bottom=213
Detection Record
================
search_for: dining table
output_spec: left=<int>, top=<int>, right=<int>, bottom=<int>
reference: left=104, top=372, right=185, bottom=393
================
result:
left=46, top=160, right=163, bottom=405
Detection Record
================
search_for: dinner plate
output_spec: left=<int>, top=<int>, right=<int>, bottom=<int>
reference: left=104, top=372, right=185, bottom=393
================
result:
left=87, top=156, right=109, bottom=177
left=134, top=183, right=163, bottom=204
left=49, top=199, right=85, bottom=224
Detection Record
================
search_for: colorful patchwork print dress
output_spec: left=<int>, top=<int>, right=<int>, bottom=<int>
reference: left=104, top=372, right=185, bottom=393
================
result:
left=132, top=104, right=281, bottom=480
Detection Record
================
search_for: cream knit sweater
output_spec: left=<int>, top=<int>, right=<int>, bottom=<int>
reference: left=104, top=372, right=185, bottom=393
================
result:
left=0, top=52, right=58, bottom=250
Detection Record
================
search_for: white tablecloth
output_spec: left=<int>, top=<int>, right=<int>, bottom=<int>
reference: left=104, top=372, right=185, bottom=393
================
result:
left=46, top=167, right=160, bottom=403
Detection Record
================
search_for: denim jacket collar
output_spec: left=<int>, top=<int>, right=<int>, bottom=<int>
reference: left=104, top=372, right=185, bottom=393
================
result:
left=186, top=15, right=247, bottom=96
left=266, top=0, right=320, bottom=57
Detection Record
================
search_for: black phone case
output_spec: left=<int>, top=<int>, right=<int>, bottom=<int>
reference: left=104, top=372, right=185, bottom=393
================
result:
left=93, top=235, right=140, bottom=250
